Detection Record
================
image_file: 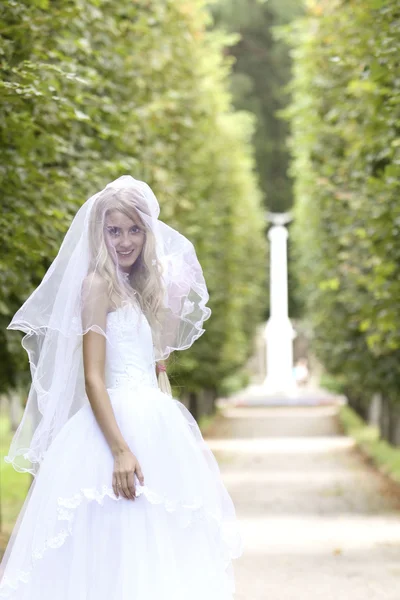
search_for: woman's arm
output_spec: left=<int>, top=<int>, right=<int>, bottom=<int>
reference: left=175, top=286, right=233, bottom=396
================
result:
left=81, top=275, right=144, bottom=500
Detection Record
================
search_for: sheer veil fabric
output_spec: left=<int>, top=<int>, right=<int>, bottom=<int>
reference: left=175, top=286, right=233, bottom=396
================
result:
left=5, top=175, right=211, bottom=476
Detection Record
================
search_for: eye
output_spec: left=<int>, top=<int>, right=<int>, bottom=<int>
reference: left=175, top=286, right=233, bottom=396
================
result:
left=131, top=226, right=141, bottom=233
left=106, top=226, right=120, bottom=236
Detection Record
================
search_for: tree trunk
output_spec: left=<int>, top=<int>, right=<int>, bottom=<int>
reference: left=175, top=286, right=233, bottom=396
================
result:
left=189, top=392, right=198, bottom=422
left=368, top=393, right=382, bottom=429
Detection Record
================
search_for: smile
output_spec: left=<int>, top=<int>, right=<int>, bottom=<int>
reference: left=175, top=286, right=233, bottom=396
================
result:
left=117, top=250, right=134, bottom=256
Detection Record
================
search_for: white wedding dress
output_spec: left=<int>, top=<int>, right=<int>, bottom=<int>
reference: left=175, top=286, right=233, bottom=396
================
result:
left=0, top=303, right=243, bottom=599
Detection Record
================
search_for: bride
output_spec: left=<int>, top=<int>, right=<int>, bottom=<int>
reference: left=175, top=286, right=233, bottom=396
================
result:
left=0, top=176, right=242, bottom=599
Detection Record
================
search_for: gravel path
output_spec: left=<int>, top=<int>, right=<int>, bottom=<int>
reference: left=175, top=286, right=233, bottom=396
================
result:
left=205, top=404, right=400, bottom=600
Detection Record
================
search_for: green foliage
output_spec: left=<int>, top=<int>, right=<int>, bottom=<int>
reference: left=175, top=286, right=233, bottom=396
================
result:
left=320, top=372, right=347, bottom=396
left=0, top=0, right=267, bottom=396
left=211, top=0, right=303, bottom=212
left=283, top=0, right=400, bottom=404
left=339, top=405, right=400, bottom=485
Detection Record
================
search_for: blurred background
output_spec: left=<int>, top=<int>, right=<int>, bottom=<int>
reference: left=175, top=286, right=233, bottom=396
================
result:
left=1, top=0, right=400, bottom=588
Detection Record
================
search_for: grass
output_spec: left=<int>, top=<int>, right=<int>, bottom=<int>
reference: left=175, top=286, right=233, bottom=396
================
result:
left=339, top=404, right=400, bottom=485
left=0, top=413, right=31, bottom=553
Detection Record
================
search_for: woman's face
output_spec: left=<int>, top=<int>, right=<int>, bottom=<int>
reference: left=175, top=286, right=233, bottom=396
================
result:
left=104, top=210, right=146, bottom=273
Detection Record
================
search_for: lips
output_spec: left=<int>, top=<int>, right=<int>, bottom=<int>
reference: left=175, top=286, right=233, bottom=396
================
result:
left=117, top=250, right=134, bottom=256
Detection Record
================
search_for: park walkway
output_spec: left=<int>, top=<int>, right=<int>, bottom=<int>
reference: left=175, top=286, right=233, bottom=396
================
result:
left=205, top=403, right=400, bottom=600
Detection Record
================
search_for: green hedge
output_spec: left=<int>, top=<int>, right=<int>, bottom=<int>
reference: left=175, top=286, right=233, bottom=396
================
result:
left=0, top=0, right=267, bottom=396
left=283, top=1, right=400, bottom=408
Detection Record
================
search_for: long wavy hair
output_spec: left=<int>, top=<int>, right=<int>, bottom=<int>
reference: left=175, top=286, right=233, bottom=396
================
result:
left=87, top=186, right=166, bottom=341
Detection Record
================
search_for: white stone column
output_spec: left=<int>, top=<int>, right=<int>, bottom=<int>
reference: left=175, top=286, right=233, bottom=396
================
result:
left=263, top=214, right=296, bottom=393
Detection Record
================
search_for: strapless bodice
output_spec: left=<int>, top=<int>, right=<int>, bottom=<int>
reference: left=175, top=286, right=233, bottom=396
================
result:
left=104, top=303, right=158, bottom=392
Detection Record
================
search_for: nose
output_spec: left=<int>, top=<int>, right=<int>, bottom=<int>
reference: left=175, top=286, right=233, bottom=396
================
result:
left=118, top=231, right=132, bottom=249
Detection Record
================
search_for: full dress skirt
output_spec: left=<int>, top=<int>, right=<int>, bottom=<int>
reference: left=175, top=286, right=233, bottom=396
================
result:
left=0, top=305, right=243, bottom=599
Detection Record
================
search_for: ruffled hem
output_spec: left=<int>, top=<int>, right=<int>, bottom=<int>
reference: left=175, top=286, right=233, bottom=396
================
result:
left=0, top=482, right=242, bottom=598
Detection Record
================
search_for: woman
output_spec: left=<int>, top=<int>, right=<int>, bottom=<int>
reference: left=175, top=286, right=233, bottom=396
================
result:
left=0, top=176, right=242, bottom=599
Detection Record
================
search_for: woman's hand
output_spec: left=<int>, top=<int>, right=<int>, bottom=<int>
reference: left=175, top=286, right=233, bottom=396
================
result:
left=112, top=449, right=144, bottom=500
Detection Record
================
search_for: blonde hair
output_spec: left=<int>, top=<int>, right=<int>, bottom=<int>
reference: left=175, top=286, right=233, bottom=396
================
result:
left=87, top=186, right=172, bottom=395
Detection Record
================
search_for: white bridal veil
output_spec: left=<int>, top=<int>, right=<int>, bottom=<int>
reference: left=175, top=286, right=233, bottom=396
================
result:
left=6, top=175, right=211, bottom=475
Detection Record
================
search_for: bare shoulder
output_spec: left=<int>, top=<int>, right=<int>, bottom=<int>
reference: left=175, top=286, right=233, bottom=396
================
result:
left=82, top=272, right=108, bottom=295
left=81, top=273, right=113, bottom=316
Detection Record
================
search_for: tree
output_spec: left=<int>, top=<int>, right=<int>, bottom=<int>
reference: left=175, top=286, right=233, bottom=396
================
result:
left=211, top=0, right=303, bottom=212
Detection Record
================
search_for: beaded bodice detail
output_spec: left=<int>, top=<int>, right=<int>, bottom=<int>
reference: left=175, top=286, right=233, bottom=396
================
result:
left=105, top=303, right=158, bottom=392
